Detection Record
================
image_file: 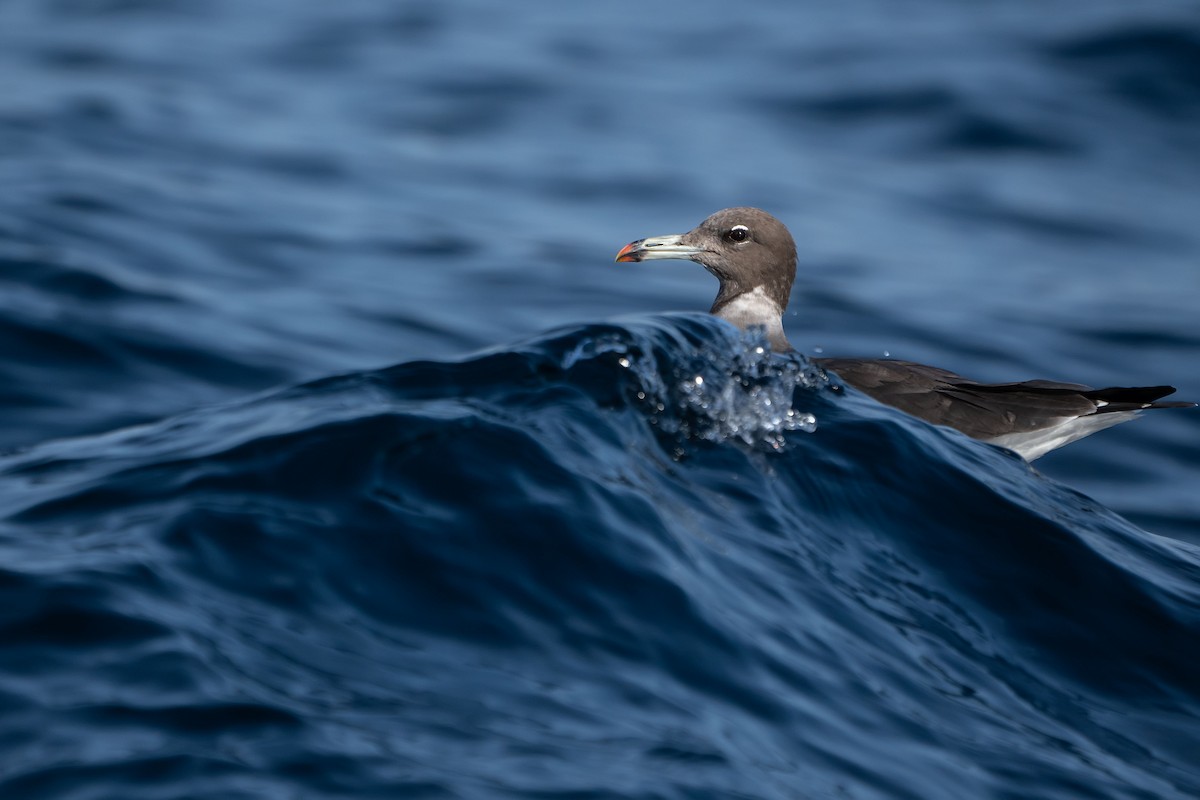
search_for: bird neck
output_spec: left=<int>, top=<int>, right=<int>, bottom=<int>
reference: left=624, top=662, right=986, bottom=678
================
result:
left=711, top=285, right=792, bottom=352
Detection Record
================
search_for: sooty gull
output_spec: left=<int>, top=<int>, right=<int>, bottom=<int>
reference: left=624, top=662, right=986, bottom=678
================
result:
left=615, top=207, right=1193, bottom=460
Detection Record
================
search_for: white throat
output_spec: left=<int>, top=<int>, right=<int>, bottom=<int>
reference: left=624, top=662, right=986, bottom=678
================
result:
left=715, top=286, right=789, bottom=350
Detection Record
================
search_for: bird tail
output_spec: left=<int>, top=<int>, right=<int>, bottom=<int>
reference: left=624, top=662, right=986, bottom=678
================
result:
left=1084, top=385, right=1196, bottom=413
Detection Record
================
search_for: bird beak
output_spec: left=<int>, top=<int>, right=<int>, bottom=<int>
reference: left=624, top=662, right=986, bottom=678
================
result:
left=615, top=234, right=704, bottom=263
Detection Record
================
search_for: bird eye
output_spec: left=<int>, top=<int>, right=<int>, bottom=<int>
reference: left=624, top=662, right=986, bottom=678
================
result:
left=725, top=225, right=749, bottom=243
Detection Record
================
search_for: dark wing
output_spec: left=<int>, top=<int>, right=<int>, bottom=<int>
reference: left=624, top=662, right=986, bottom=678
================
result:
left=813, top=358, right=1188, bottom=441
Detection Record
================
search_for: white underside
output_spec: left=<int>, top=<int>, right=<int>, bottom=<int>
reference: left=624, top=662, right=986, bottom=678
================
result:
left=986, top=411, right=1139, bottom=461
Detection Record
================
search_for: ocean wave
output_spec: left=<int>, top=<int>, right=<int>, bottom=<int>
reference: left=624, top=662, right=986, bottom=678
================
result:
left=1, top=315, right=1197, bottom=798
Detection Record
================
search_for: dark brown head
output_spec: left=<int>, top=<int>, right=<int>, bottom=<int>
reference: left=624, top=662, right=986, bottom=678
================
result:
left=615, top=207, right=797, bottom=315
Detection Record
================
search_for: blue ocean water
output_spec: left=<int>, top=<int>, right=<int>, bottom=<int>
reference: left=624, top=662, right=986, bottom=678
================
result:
left=2, top=1, right=1199, bottom=798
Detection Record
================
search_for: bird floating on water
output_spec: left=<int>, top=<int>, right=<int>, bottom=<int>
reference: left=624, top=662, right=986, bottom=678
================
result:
left=615, top=207, right=1193, bottom=460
